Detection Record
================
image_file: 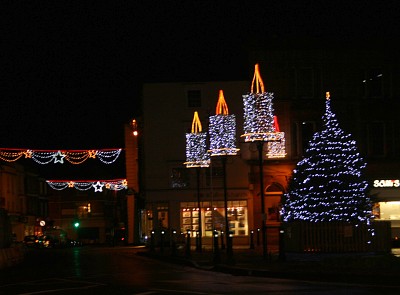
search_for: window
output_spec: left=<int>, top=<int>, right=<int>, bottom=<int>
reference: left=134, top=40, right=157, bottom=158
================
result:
left=157, top=204, right=169, bottom=229
left=187, top=90, right=202, bottom=107
left=296, top=68, right=314, bottom=99
left=360, top=69, right=383, bottom=98
left=367, top=122, right=385, bottom=157
left=170, top=168, right=189, bottom=188
left=292, top=121, right=316, bottom=157
left=180, top=200, right=248, bottom=237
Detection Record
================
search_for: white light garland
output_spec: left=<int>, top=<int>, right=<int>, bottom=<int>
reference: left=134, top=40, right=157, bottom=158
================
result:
left=46, top=179, right=128, bottom=192
left=0, top=148, right=122, bottom=164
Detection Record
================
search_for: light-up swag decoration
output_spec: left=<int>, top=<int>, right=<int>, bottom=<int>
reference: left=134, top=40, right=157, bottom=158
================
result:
left=0, top=148, right=122, bottom=164
left=241, top=64, right=286, bottom=158
left=281, top=92, right=371, bottom=224
left=184, top=111, right=210, bottom=168
left=46, top=179, right=128, bottom=192
left=208, top=90, right=239, bottom=156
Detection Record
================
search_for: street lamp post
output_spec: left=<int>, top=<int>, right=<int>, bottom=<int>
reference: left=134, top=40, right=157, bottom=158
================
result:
left=209, top=90, right=239, bottom=261
left=196, top=167, right=202, bottom=252
left=184, top=111, right=210, bottom=253
left=257, top=141, right=267, bottom=258
left=242, top=64, right=286, bottom=260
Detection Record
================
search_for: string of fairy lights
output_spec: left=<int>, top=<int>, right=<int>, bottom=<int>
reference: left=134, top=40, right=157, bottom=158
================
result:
left=0, top=148, right=122, bottom=164
left=0, top=147, right=126, bottom=192
left=46, top=179, right=128, bottom=192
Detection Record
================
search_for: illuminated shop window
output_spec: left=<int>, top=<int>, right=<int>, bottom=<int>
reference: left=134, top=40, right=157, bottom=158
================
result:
left=374, top=201, right=400, bottom=229
left=180, top=200, right=248, bottom=237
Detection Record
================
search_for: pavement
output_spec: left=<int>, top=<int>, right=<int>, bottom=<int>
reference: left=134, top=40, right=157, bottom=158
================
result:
left=138, top=246, right=400, bottom=287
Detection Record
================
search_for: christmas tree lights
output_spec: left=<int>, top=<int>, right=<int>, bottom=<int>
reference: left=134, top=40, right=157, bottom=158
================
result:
left=281, top=92, right=372, bottom=224
left=241, top=64, right=286, bottom=158
left=208, top=90, right=239, bottom=156
left=184, top=111, right=210, bottom=168
left=46, top=178, right=128, bottom=192
left=0, top=148, right=122, bottom=164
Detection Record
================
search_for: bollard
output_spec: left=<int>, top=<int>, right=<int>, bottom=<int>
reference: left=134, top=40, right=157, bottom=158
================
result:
left=226, top=231, right=234, bottom=264
left=171, top=230, right=177, bottom=256
left=195, top=230, right=201, bottom=252
left=250, top=230, right=255, bottom=249
left=160, top=230, right=165, bottom=253
left=220, top=231, right=225, bottom=250
left=213, top=230, right=220, bottom=264
left=185, top=230, right=191, bottom=257
left=279, top=227, right=286, bottom=261
left=256, top=228, right=260, bottom=246
left=150, top=230, right=155, bottom=252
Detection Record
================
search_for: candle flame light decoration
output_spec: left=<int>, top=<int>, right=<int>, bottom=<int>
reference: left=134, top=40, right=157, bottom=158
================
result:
left=208, top=90, right=239, bottom=156
left=242, top=64, right=286, bottom=158
left=0, top=148, right=122, bottom=164
left=46, top=179, right=128, bottom=192
left=184, top=111, right=210, bottom=168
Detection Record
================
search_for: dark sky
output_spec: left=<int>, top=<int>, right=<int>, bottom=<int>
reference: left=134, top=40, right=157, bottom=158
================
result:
left=1, top=1, right=399, bottom=150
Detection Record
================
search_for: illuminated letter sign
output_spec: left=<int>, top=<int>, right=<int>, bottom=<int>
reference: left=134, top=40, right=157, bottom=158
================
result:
left=373, top=179, right=400, bottom=188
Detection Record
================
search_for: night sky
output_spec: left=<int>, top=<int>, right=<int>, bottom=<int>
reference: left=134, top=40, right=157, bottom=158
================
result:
left=1, top=1, right=399, bottom=152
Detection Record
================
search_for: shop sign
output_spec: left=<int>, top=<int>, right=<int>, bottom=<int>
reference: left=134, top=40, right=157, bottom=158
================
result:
left=373, top=179, right=400, bottom=188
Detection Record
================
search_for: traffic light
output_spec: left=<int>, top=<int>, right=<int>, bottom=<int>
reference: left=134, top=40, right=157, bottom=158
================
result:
left=73, top=221, right=80, bottom=228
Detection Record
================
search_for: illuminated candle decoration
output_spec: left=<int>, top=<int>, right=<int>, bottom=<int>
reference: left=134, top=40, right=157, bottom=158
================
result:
left=0, top=148, right=122, bottom=164
left=184, top=111, right=210, bottom=168
left=241, top=64, right=286, bottom=158
left=281, top=92, right=372, bottom=224
left=46, top=179, right=128, bottom=192
left=208, top=90, right=239, bottom=156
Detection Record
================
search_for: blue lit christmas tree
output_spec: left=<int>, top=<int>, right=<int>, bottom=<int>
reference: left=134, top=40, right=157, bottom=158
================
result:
left=281, top=92, right=372, bottom=224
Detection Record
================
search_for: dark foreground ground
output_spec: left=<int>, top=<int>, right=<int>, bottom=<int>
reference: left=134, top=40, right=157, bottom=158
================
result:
left=139, top=246, right=400, bottom=287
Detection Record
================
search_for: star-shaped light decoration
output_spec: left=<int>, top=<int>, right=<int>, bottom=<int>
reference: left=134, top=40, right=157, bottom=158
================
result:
left=53, top=150, right=66, bottom=164
left=88, top=150, right=97, bottom=158
left=68, top=181, right=75, bottom=188
left=105, top=183, right=112, bottom=189
left=93, top=181, right=104, bottom=192
left=23, top=150, right=33, bottom=158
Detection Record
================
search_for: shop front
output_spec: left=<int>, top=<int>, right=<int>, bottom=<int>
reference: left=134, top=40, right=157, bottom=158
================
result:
left=142, top=198, right=251, bottom=248
left=371, top=179, right=400, bottom=246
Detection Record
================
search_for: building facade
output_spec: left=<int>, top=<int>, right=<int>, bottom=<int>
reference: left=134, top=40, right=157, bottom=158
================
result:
left=0, top=162, right=48, bottom=243
left=141, top=46, right=400, bottom=249
left=141, top=80, right=293, bottom=250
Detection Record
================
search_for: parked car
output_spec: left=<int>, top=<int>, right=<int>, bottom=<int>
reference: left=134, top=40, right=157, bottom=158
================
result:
left=38, top=235, right=62, bottom=248
left=23, top=235, right=39, bottom=248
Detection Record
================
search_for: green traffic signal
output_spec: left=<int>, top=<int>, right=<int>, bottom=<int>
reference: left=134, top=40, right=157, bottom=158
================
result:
left=74, top=222, right=80, bottom=228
